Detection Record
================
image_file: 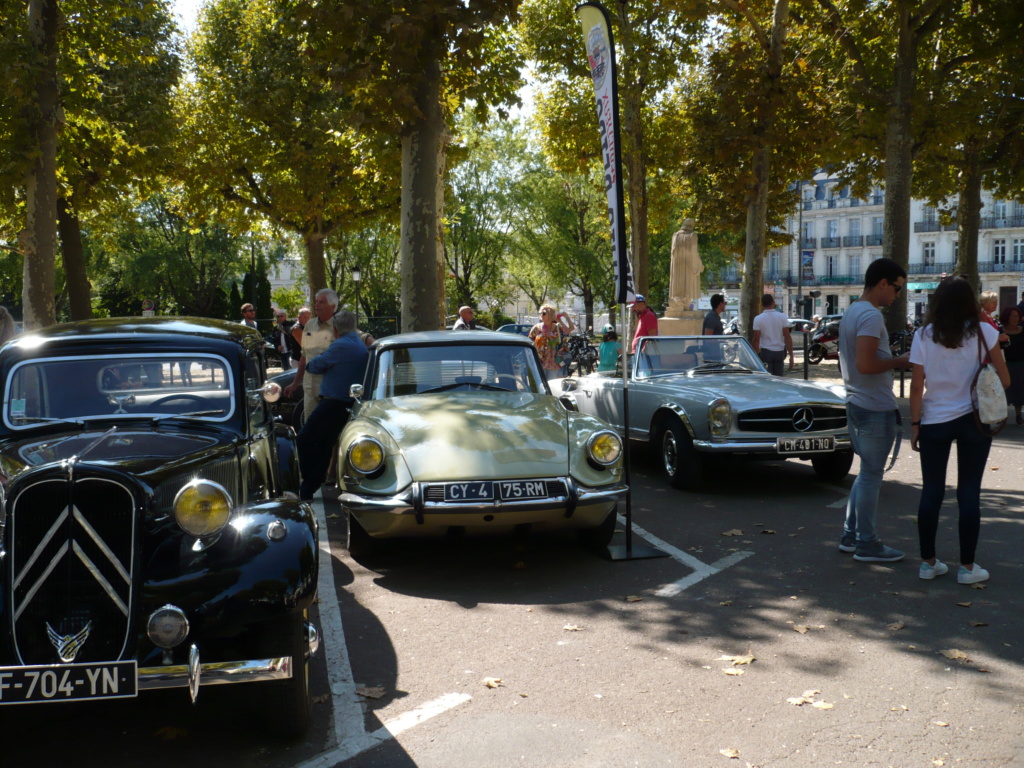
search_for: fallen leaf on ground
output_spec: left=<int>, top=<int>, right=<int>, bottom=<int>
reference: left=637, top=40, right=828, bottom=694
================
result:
left=801, top=689, right=820, bottom=697
left=940, top=649, right=969, bottom=661
left=761, top=529, right=776, bottom=535
left=977, top=668, right=991, bottom=673
left=933, top=721, right=949, bottom=727
left=956, top=601, right=972, bottom=608
left=788, top=697, right=813, bottom=705
left=722, top=668, right=744, bottom=676
left=721, top=529, right=743, bottom=537
left=971, top=583, right=987, bottom=590
left=887, top=622, right=905, bottom=631
left=625, top=595, right=644, bottom=602
left=969, top=621, right=989, bottom=627
left=933, top=760, right=945, bottom=766
left=483, top=677, right=504, bottom=689
left=154, top=726, right=188, bottom=740
left=715, top=654, right=755, bottom=665
left=519, top=693, right=528, bottom=697
left=793, top=625, right=809, bottom=634
left=811, top=701, right=834, bottom=709
left=720, top=600, right=733, bottom=606
left=563, top=624, right=584, bottom=631
left=356, top=686, right=386, bottom=699
left=719, top=748, right=740, bottom=758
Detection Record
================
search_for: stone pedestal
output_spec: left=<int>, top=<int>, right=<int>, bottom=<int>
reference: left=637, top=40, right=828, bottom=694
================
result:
left=658, top=310, right=704, bottom=336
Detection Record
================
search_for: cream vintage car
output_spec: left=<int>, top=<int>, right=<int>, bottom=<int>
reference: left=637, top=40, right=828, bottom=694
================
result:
left=335, top=331, right=627, bottom=557
left=555, top=335, right=853, bottom=490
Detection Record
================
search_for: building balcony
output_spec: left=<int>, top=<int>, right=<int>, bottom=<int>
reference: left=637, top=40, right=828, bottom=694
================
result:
left=821, top=237, right=841, bottom=249
left=910, top=261, right=955, bottom=276
left=980, top=215, right=1024, bottom=229
left=814, top=274, right=860, bottom=285
left=865, top=234, right=883, bottom=246
left=979, top=260, right=1024, bottom=273
left=800, top=237, right=817, bottom=249
left=843, top=235, right=864, bottom=247
left=914, top=220, right=942, bottom=233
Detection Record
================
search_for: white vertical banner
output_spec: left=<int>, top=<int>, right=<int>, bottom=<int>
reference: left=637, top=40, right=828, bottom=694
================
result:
left=576, top=2, right=634, bottom=305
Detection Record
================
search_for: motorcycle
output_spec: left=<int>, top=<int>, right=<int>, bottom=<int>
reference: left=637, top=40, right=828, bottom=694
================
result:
left=806, top=319, right=840, bottom=365
left=564, top=332, right=599, bottom=376
left=723, top=317, right=742, bottom=335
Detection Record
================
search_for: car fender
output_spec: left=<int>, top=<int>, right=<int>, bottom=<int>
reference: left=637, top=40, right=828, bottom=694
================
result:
left=651, top=402, right=697, bottom=440
left=273, top=422, right=300, bottom=495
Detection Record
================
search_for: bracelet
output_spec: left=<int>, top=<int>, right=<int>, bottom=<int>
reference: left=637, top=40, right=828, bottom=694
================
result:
left=911, top=421, right=921, bottom=426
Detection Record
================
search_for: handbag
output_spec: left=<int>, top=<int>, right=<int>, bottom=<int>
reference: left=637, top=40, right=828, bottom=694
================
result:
left=972, top=328, right=1007, bottom=436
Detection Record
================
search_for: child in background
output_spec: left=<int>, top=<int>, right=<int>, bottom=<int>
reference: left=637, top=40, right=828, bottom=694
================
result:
left=598, top=325, right=621, bottom=373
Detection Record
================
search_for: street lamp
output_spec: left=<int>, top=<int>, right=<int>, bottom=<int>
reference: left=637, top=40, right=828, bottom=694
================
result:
left=351, top=265, right=362, bottom=329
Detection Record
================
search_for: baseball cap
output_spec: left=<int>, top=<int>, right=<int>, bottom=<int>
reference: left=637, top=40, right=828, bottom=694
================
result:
left=629, top=294, right=646, bottom=305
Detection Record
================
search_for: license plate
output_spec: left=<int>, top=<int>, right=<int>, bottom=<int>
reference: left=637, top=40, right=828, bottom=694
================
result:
left=777, top=436, right=835, bottom=454
left=0, top=661, right=137, bottom=705
left=498, top=480, right=549, bottom=500
left=443, top=481, right=494, bottom=502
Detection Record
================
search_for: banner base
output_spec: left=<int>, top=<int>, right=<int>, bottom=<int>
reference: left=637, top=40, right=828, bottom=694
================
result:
left=601, top=542, right=670, bottom=561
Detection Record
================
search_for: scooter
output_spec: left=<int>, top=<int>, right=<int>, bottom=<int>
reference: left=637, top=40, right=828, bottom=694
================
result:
left=806, top=319, right=840, bottom=364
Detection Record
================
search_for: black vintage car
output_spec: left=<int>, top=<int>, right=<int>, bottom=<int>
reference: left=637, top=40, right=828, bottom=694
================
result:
left=0, top=318, right=319, bottom=735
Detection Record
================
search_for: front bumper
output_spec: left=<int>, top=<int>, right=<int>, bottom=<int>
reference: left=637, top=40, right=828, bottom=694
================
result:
left=340, top=478, right=627, bottom=537
left=693, top=434, right=852, bottom=454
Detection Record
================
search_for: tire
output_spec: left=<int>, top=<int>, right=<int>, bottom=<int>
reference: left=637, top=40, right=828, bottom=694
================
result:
left=256, top=613, right=311, bottom=738
left=346, top=509, right=379, bottom=560
left=656, top=417, right=703, bottom=490
left=811, top=450, right=854, bottom=483
left=806, top=344, right=825, bottom=364
left=577, top=505, right=617, bottom=550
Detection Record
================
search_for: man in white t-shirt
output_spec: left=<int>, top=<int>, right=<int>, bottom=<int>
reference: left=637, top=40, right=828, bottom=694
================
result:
left=751, top=294, right=793, bottom=375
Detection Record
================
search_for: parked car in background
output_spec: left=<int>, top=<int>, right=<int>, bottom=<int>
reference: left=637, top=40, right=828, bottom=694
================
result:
left=268, top=367, right=303, bottom=428
left=554, top=335, right=853, bottom=490
left=496, top=323, right=533, bottom=337
left=0, top=318, right=319, bottom=735
left=335, top=331, right=627, bottom=557
left=788, top=318, right=815, bottom=334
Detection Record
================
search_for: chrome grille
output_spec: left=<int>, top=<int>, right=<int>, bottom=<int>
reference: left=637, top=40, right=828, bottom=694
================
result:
left=10, top=476, right=136, bottom=665
left=423, top=479, right=568, bottom=502
left=737, top=405, right=847, bottom=433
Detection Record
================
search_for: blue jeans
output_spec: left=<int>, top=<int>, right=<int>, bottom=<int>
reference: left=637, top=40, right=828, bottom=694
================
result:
left=844, top=403, right=898, bottom=546
left=917, top=412, right=991, bottom=564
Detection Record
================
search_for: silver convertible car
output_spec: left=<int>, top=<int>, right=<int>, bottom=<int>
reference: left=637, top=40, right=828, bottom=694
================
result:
left=554, top=335, right=853, bottom=490
left=335, top=331, right=627, bottom=557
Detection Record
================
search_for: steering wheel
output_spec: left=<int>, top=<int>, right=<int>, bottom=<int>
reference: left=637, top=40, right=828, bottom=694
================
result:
left=494, top=374, right=524, bottom=392
left=151, top=394, right=207, bottom=408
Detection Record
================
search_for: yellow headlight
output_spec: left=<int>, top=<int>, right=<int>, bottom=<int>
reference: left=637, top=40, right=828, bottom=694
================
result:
left=588, top=431, right=622, bottom=466
left=348, top=438, right=385, bottom=474
left=173, top=480, right=232, bottom=538
left=709, top=399, right=732, bottom=436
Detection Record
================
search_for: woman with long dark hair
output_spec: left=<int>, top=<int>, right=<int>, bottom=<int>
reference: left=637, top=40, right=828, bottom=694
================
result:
left=909, top=277, right=1010, bottom=584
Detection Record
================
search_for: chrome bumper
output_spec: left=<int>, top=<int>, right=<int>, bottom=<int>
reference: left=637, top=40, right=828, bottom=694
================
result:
left=693, top=435, right=852, bottom=453
left=340, top=479, right=628, bottom=519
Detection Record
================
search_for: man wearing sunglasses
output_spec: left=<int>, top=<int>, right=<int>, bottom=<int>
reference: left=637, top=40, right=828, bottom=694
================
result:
left=837, top=257, right=913, bottom=564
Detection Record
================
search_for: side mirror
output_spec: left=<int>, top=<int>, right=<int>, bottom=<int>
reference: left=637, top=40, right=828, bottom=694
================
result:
left=349, top=383, right=364, bottom=400
left=560, top=379, right=578, bottom=393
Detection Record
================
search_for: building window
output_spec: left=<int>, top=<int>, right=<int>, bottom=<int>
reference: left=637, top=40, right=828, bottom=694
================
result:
left=922, top=205, right=936, bottom=222
left=802, top=221, right=813, bottom=241
left=872, top=217, right=883, bottom=235
left=993, top=239, right=1006, bottom=265
left=848, top=219, right=861, bottom=237
left=827, top=255, right=837, bottom=277
left=849, top=255, right=861, bottom=278
left=923, top=242, right=935, bottom=267
left=1013, top=201, right=1024, bottom=220
left=827, top=220, right=838, bottom=239
left=993, top=200, right=1007, bottom=219
left=1013, top=238, right=1024, bottom=264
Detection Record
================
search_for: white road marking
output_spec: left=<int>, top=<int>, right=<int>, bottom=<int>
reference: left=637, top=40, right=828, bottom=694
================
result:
left=619, top=516, right=754, bottom=597
left=298, top=497, right=472, bottom=767
left=827, top=495, right=849, bottom=509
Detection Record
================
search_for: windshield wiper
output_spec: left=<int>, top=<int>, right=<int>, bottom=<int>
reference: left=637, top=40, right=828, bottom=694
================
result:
left=419, top=382, right=510, bottom=394
left=11, top=416, right=88, bottom=427
left=690, top=362, right=752, bottom=373
left=153, top=409, right=226, bottom=420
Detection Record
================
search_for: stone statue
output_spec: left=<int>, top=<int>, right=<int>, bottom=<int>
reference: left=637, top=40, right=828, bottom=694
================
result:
left=669, top=218, right=702, bottom=309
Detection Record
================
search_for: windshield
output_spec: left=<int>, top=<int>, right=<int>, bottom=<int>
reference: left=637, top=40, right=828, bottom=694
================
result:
left=4, top=354, right=235, bottom=429
left=371, top=343, right=547, bottom=398
left=635, top=337, right=766, bottom=378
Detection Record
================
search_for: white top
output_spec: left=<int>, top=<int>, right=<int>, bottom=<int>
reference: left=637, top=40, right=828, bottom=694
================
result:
left=751, top=310, right=791, bottom=352
left=909, top=323, right=999, bottom=424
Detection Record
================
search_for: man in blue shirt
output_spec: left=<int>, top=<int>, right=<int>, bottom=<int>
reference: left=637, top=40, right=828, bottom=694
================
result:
left=296, top=310, right=369, bottom=500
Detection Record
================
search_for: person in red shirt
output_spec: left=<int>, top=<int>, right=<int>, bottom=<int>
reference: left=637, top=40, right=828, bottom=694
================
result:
left=630, top=294, right=659, bottom=354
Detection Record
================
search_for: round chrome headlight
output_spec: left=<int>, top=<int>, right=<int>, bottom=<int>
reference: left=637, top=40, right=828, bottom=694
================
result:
left=173, top=480, right=232, bottom=538
left=709, top=399, right=732, bottom=436
left=587, top=430, right=623, bottom=466
left=147, top=604, right=189, bottom=649
left=348, top=437, right=385, bottom=474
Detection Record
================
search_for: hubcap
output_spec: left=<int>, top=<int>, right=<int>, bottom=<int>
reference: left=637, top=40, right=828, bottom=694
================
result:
left=662, top=431, right=678, bottom=476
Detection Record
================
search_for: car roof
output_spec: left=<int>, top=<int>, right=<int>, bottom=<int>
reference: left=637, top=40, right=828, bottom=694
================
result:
left=375, top=330, right=534, bottom=349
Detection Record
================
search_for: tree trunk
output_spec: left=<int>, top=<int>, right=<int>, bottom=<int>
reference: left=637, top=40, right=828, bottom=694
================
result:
left=880, top=7, right=916, bottom=333
left=57, top=198, right=92, bottom=321
left=303, top=234, right=327, bottom=300
left=955, top=148, right=982, bottom=294
left=435, top=121, right=451, bottom=325
left=399, top=31, right=444, bottom=333
left=22, top=0, right=61, bottom=330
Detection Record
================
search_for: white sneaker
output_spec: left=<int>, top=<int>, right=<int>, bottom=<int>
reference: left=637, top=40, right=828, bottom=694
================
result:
left=957, top=564, right=990, bottom=584
left=919, top=560, right=949, bottom=580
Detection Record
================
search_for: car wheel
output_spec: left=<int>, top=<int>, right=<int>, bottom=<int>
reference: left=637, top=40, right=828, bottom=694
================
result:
left=257, top=612, right=311, bottom=738
left=656, top=417, right=703, bottom=490
left=811, top=450, right=854, bottom=483
left=806, top=344, right=824, bottom=364
left=346, top=509, right=379, bottom=560
left=577, top=505, right=618, bottom=550
left=290, top=399, right=305, bottom=431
